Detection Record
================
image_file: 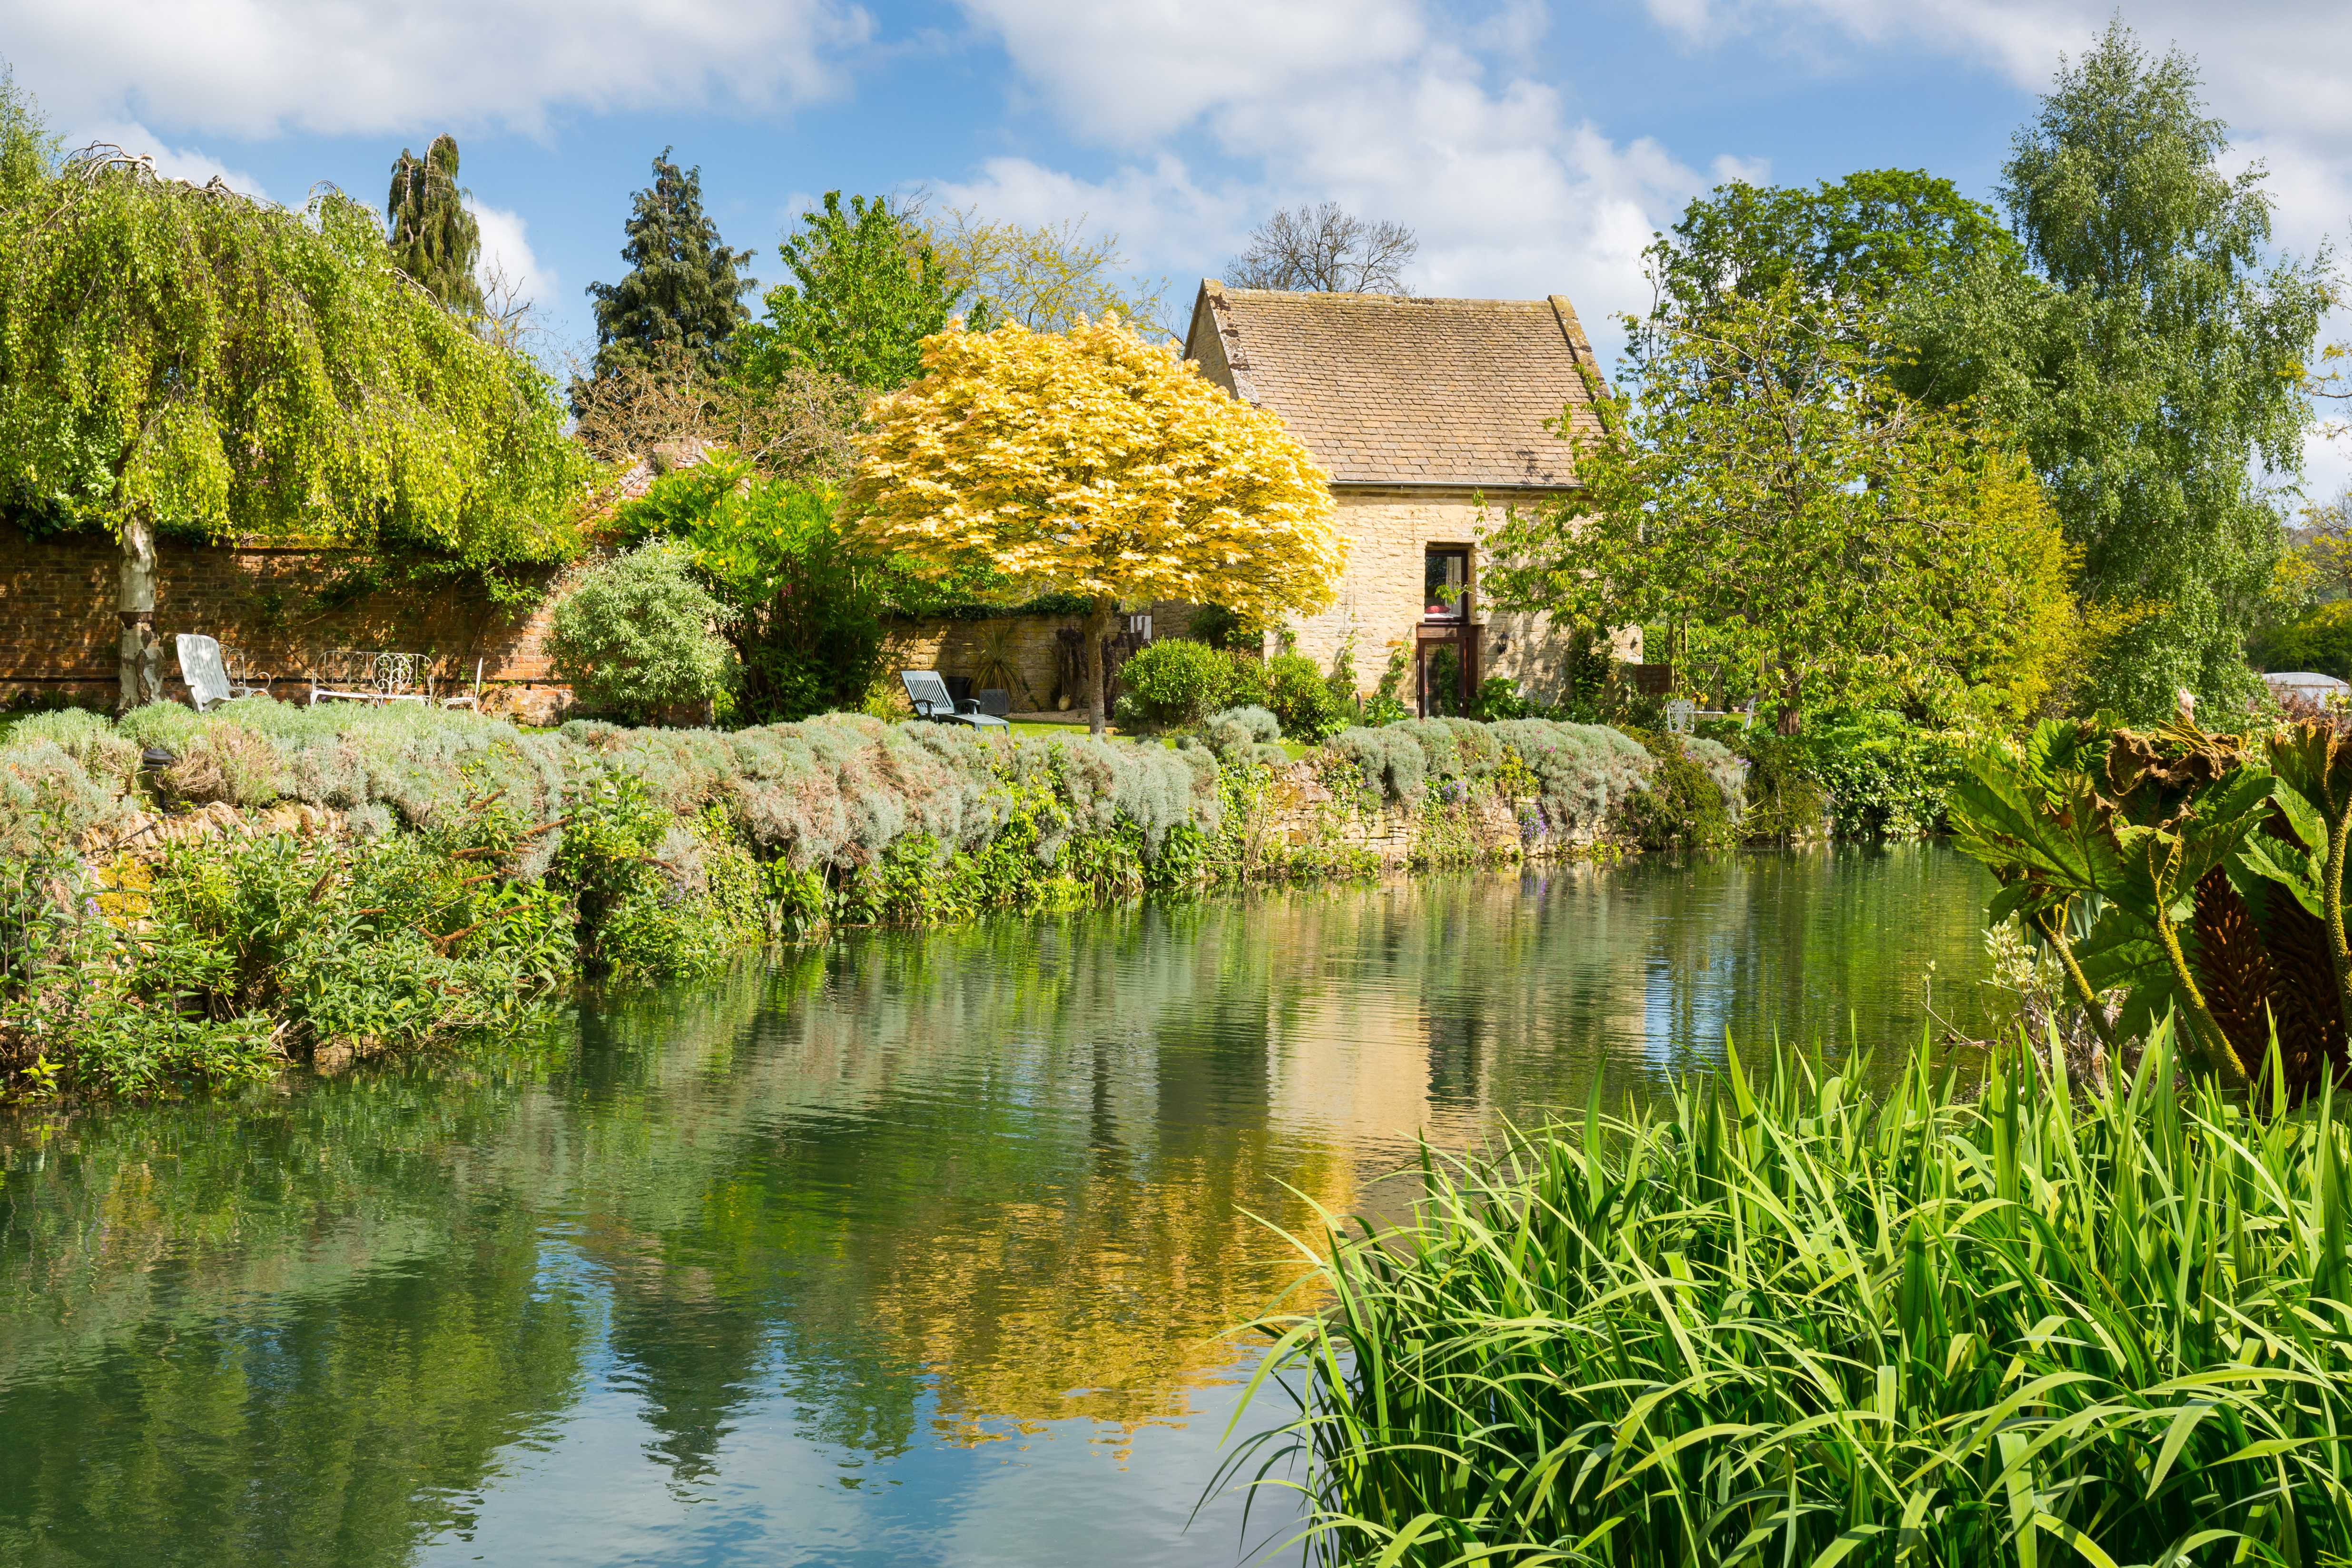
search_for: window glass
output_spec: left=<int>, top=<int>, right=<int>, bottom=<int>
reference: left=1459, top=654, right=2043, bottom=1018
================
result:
left=1424, top=550, right=1468, bottom=621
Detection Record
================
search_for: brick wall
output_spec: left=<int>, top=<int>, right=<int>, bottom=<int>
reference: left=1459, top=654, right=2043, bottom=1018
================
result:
left=0, top=523, right=1223, bottom=724
left=0, top=523, right=576, bottom=721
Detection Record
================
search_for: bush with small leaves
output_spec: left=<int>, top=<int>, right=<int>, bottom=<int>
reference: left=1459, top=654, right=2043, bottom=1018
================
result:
left=1202, top=706, right=1288, bottom=767
left=1115, top=639, right=1238, bottom=726
left=548, top=541, right=739, bottom=723
left=1265, top=652, right=1347, bottom=741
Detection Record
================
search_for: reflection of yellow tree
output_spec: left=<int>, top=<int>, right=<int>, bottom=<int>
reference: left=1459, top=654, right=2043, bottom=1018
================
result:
left=0, top=851, right=2001, bottom=1541
left=860, top=1129, right=1356, bottom=1454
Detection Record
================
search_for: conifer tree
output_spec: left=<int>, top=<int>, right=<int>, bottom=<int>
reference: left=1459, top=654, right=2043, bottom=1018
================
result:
left=385, top=134, right=484, bottom=314
left=584, top=148, right=754, bottom=381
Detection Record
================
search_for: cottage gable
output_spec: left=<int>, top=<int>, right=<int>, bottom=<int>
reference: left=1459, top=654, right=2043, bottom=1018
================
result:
left=1182, top=282, right=1604, bottom=491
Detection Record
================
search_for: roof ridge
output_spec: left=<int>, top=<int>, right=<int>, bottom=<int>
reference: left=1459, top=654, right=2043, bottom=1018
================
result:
left=1217, top=288, right=1553, bottom=309
left=1182, top=278, right=1599, bottom=489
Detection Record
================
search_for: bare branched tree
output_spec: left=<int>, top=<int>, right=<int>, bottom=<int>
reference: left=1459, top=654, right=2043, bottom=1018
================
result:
left=1228, top=201, right=1418, bottom=294
left=474, top=256, right=542, bottom=355
left=568, top=342, right=863, bottom=486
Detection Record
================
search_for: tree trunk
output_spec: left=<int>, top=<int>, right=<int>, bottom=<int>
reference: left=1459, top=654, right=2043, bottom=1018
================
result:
left=1083, top=596, right=1116, bottom=736
left=117, top=520, right=161, bottom=714
left=1774, top=670, right=1802, bottom=737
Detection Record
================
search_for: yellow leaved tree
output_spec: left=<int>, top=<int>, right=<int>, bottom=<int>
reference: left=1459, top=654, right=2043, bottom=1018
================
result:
left=849, top=317, right=1347, bottom=732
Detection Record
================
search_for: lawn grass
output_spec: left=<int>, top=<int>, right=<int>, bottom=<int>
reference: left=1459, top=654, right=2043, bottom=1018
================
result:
left=1230, top=1029, right=2352, bottom=1566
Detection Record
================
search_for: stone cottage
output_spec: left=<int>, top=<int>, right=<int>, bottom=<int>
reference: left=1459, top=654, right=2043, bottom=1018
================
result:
left=1183, top=281, right=1634, bottom=715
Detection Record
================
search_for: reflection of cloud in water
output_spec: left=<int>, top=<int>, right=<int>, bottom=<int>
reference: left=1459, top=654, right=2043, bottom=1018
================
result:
left=0, top=847, right=1993, bottom=1567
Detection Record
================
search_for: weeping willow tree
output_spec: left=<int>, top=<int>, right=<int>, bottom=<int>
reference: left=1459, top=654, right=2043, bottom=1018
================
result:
left=0, top=136, right=585, bottom=709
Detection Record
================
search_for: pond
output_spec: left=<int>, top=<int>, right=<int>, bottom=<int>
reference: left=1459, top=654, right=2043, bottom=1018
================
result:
left=0, top=844, right=1996, bottom=1568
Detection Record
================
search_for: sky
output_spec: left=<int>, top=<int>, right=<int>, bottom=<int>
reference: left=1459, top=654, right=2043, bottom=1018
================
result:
left=5, top=0, right=2349, bottom=496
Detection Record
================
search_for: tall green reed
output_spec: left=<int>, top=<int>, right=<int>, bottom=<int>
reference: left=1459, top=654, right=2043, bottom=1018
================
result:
left=1227, top=1028, right=2352, bottom=1566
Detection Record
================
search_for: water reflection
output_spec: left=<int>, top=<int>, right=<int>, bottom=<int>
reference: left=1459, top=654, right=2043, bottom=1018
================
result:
left=0, top=844, right=1990, bottom=1567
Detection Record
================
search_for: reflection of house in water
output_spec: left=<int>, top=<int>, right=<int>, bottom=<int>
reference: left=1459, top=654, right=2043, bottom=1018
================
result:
left=1267, top=988, right=1436, bottom=1152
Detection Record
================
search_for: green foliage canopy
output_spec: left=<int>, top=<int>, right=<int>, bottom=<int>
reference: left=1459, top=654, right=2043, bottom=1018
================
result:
left=385, top=133, right=484, bottom=314
left=0, top=148, right=584, bottom=560
left=1644, top=168, right=2023, bottom=334
left=1912, top=22, right=2337, bottom=720
left=611, top=459, right=940, bottom=723
left=736, top=192, right=960, bottom=391
left=1484, top=289, right=2075, bottom=733
left=584, top=148, right=756, bottom=382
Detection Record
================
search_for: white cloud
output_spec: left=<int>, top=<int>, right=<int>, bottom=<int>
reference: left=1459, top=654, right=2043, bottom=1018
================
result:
left=946, top=1, right=1718, bottom=371
left=3, top=0, right=874, bottom=138
left=75, top=120, right=270, bottom=200
left=468, top=199, right=557, bottom=311
left=1640, top=0, right=2352, bottom=170
left=954, top=0, right=1426, bottom=144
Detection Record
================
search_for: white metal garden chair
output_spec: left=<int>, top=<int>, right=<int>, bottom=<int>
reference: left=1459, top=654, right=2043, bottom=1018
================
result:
left=307, top=649, right=430, bottom=708
left=174, top=634, right=272, bottom=711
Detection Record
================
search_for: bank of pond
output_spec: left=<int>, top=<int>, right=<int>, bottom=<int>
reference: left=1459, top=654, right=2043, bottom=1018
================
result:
left=1, top=698, right=1821, bottom=1101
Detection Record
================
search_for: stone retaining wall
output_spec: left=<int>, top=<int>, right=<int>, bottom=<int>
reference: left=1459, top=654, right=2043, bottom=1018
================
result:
left=1252, top=761, right=1608, bottom=871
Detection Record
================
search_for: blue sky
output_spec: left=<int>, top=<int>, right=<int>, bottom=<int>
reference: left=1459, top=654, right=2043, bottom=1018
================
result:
left=7, top=0, right=2349, bottom=493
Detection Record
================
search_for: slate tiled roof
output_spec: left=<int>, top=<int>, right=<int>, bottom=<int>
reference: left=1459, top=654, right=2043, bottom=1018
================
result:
left=1183, top=283, right=1602, bottom=490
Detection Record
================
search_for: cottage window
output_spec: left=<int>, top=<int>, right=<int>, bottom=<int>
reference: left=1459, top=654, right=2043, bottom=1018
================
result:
left=1424, top=549, right=1470, bottom=622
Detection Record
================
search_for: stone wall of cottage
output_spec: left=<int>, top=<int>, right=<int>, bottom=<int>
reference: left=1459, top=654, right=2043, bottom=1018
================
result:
left=1276, top=486, right=1639, bottom=707
left=882, top=601, right=1204, bottom=716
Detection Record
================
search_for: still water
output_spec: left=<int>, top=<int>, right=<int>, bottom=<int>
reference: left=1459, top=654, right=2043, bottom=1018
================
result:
left=0, top=846, right=1994, bottom=1568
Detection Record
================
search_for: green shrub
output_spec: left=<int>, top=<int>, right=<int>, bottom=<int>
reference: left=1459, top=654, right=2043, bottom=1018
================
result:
left=1802, top=710, right=1958, bottom=837
left=547, top=541, right=738, bottom=723
left=3, top=829, right=274, bottom=1101
left=1237, top=1032, right=2352, bottom=1567
left=1266, top=651, right=1347, bottom=740
left=1619, top=730, right=1737, bottom=852
left=1469, top=675, right=1540, bottom=720
left=150, top=828, right=576, bottom=1052
left=1116, top=638, right=1240, bottom=726
left=1220, top=651, right=1272, bottom=711
left=615, top=466, right=915, bottom=723
left=549, top=774, right=761, bottom=980
left=2254, top=601, right=2352, bottom=681
left=1732, top=730, right=1830, bottom=842
left=1201, top=706, right=1287, bottom=767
